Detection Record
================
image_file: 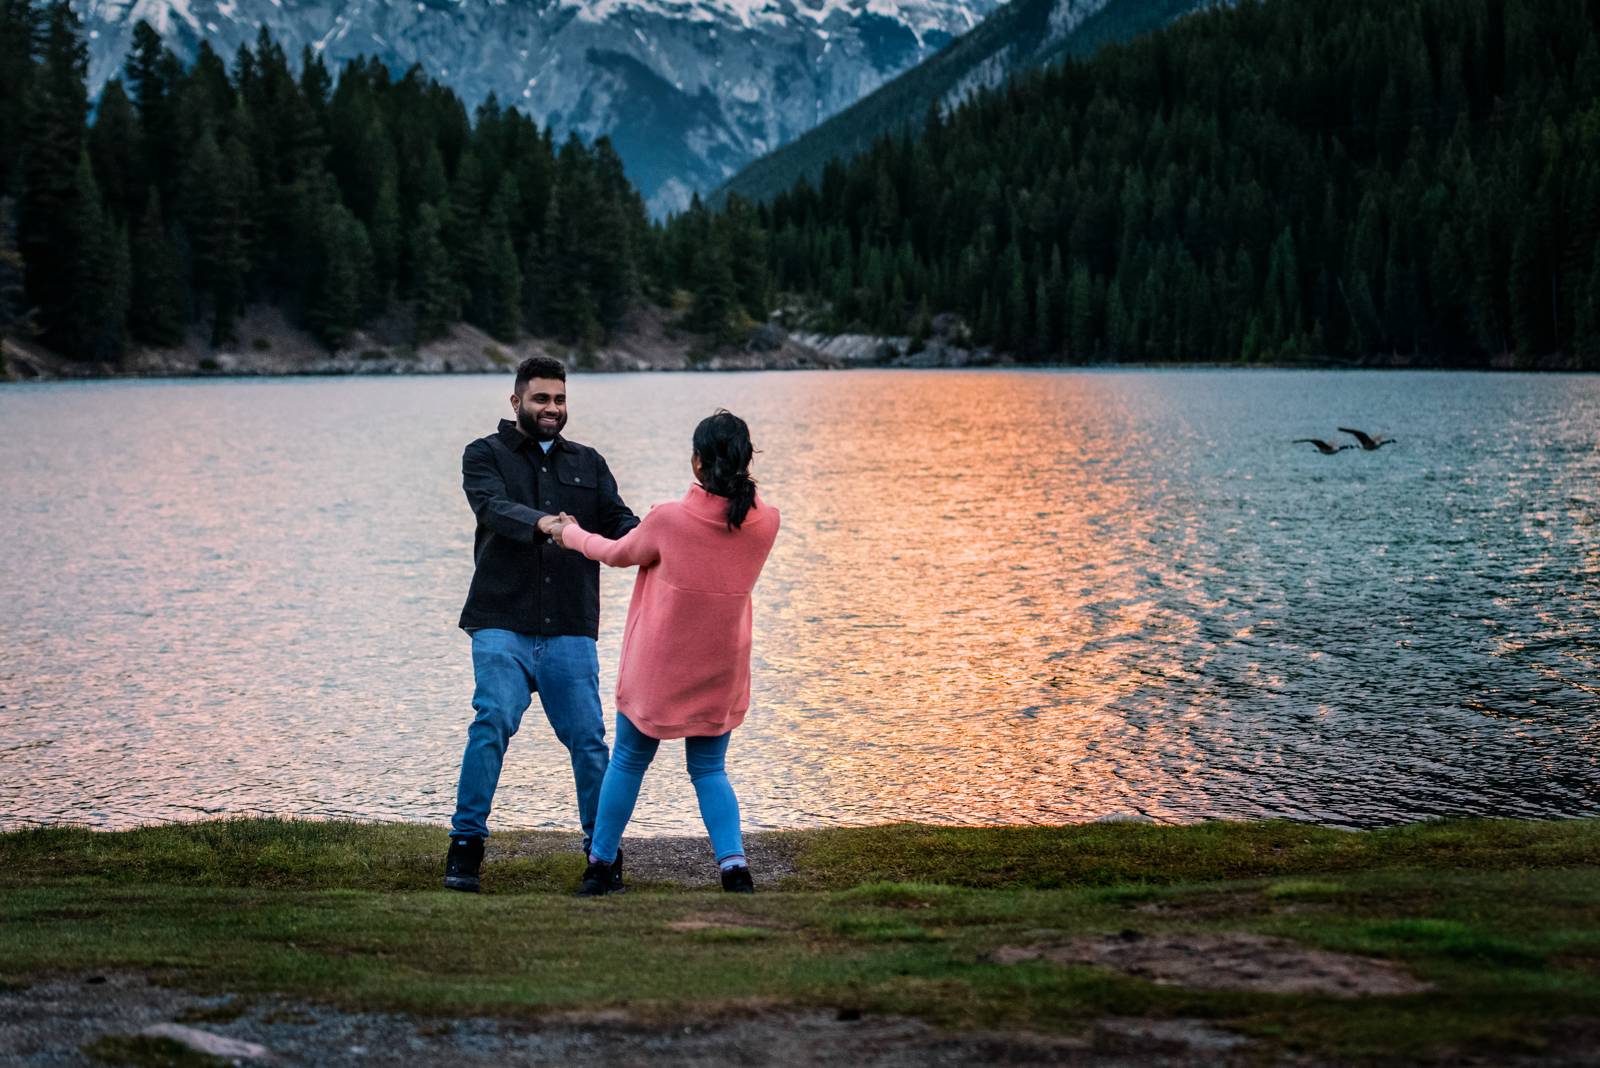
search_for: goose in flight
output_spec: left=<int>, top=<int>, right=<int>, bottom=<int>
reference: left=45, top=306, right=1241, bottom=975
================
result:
left=1294, top=438, right=1353, bottom=454
left=1338, top=427, right=1396, bottom=450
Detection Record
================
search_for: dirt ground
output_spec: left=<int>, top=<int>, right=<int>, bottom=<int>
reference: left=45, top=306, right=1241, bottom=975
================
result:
left=989, top=931, right=1435, bottom=997
left=486, top=829, right=800, bottom=890
left=0, top=973, right=1266, bottom=1067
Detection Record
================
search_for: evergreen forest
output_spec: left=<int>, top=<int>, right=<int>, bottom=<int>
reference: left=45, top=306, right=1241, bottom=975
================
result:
left=1, top=0, right=1597, bottom=369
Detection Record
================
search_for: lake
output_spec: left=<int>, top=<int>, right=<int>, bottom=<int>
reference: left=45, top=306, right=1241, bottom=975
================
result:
left=2, top=369, right=1597, bottom=833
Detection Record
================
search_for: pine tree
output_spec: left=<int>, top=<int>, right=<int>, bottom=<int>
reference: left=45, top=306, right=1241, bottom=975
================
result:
left=589, top=137, right=639, bottom=329
left=181, top=129, right=247, bottom=345
left=1000, top=242, right=1027, bottom=354
left=128, top=187, right=183, bottom=347
left=0, top=0, right=39, bottom=198
left=19, top=0, right=88, bottom=353
left=1508, top=219, right=1540, bottom=358
left=445, top=148, right=485, bottom=321
left=1105, top=282, right=1127, bottom=358
left=690, top=231, right=739, bottom=342
left=103, top=221, right=131, bottom=360
left=1067, top=263, right=1093, bottom=359
left=368, top=174, right=401, bottom=304
left=1043, top=245, right=1066, bottom=355
left=88, top=77, right=140, bottom=220
left=482, top=177, right=521, bottom=342
left=410, top=204, right=456, bottom=342
left=1578, top=247, right=1600, bottom=368
left=125, top=20, right=182, bottom=203
left=520, top=227, right=548, bottom=337
left=65, top=151, right=126, bottom=362
left=1034, top=277, right=1052, bottom=358
left=908, top=293, right=931, bottom=353
left=0, top=195, right=34, bottom=347
left=308, top=201, right=363, bottom=350
left=486, top=224, right=521, bottom=342
left=1263, top=226, right=1301, bottom=346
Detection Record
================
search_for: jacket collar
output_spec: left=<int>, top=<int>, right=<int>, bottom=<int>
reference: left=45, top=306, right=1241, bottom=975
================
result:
left=683, top=482, right=763, bottom=521
left=497, top=419, right=567, bottom=454
left=682, top=483, right=726, bottom=519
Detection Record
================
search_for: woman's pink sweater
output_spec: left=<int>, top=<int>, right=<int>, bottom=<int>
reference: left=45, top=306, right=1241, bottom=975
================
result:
left=562, top=483, right=780, bottom=740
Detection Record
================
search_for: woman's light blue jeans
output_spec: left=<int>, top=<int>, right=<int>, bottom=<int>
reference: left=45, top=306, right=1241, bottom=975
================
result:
left=588, top=712, right=743, bottom=865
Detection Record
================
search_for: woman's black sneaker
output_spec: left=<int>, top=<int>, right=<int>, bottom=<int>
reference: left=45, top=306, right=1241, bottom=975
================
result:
left=721, top=865, right=755, bottom=893
left=578, top=859, right=616, bottom=897
left=443, top=837, right=484, bottom=893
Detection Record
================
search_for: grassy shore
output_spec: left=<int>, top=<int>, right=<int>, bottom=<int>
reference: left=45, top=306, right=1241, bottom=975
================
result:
left=3, top=817, right=1598, bottom=1063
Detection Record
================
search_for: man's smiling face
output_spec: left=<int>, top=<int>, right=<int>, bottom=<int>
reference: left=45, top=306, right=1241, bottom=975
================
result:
left=514, top=378, right=567, bottom=441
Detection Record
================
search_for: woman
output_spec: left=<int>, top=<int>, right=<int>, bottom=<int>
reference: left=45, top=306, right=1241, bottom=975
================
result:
left=552, top=410, right=780, bottom=895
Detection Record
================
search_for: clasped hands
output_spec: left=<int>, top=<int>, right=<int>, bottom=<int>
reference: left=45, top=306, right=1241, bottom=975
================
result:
left=537, top=512, right=580, bottom=548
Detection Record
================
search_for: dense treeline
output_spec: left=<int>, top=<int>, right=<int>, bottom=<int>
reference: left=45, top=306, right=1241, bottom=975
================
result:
left=3, top=0, right=1598, bottom=369
left=719, top=0, right=1206, bottom=206
left=0, top=0, right=653, bottom=361
left=689, top=0, right=1600, bottom=366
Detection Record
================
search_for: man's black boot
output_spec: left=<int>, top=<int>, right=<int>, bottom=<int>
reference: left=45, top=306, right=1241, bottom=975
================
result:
left=444, top=836, right=485, bottom=893
left=578, top=858, right=615, bottom=897
left=583, top=840, right=625, bottom=892
left=721, top=865, right=754, bottom=893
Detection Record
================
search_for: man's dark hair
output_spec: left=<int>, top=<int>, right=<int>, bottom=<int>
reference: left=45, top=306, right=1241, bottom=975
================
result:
left=515, top=356, right=566, bottom=393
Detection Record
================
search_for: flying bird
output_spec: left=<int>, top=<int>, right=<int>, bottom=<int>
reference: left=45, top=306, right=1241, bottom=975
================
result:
left=1294, top=438, right=1353, bottom=454
left=1338, top=427, right=1396, bottom=450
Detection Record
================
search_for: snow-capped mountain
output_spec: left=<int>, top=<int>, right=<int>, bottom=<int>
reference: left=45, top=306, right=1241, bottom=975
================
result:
left=719, top=0, right=1216, bottom=205
left=75, top=0, right=1008, bottom=215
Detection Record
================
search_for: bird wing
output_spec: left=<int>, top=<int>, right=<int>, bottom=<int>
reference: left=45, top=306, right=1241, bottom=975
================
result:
left=1337, top=427, right=1377, bottom=448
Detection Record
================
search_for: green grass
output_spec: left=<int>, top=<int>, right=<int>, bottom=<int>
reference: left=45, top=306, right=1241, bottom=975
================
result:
left=786, top=817, right=1600, bottom=889
left=2, top=817, right=1597, bottom=1062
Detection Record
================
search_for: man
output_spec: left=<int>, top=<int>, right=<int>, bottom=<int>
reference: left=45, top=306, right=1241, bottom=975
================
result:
left=445, top=355, right=639, bottom=892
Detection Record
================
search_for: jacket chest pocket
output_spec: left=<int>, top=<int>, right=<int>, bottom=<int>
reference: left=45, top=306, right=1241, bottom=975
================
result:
left=553, top=460, right=598, bottom=513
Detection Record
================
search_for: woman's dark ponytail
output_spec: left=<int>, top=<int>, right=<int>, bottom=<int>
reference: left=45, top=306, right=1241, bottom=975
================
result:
left=693, top=410, right=758, bottom=530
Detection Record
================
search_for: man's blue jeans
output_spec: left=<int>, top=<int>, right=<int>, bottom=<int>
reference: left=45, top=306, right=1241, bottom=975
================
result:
left=452, top=629, right=609, bottom=845
left=588, top=712, right=743, bottom=866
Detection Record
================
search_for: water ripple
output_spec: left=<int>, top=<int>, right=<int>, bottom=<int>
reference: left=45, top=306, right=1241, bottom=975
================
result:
left=2, top=370, right=1597, bottom=831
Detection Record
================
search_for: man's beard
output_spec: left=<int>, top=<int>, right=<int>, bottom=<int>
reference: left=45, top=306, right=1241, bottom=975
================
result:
left=518, top=407, right=566, bottom=441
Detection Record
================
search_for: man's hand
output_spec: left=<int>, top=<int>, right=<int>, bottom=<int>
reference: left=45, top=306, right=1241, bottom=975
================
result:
left=552, top=512, right=579, bottom=548
left=539, top=512, right=579, bottom=548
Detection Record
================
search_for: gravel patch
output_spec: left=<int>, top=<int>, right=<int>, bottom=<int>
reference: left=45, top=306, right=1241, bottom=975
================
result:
left=10, top=971, right=1594, bottom=1066
left=0, top=973, right=1261, bottom=1067
left=489, top=830, right=800, bottom=890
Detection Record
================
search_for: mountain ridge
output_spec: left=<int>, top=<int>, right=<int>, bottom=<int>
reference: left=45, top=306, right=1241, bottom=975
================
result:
left=74, top=0, right=1008, bottom=216
left=715, top=0, right=1215, bottom=206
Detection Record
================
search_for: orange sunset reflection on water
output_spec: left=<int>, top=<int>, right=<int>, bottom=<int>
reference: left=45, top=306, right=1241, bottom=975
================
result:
left=2, top=370, right=1598, bottom=831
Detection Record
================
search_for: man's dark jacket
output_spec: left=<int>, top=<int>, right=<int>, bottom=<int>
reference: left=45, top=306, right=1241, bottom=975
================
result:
left=458, top=420, right=639, bottom=638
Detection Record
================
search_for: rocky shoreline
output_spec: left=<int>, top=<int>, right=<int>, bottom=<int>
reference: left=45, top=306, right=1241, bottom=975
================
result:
left=0, top=305, right=1008, bottom=382
left=4, top=303, right=1588, bottom=382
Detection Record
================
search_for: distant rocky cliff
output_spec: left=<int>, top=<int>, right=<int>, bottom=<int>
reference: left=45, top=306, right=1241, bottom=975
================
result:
left=76, top=0, right=1006, bottom=216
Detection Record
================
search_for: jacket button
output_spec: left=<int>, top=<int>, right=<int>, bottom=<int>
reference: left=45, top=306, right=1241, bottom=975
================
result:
left=544, top=576, right=551, bottom=584
left=543, top=617, right=550, bottom=623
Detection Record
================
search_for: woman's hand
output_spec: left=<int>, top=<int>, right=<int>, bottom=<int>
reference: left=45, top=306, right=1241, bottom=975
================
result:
left=551, top=512, right=579, bottom=548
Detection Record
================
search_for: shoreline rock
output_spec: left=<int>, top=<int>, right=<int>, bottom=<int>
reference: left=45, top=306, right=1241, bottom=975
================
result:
left=4, top=304, right=1590, bottom=382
